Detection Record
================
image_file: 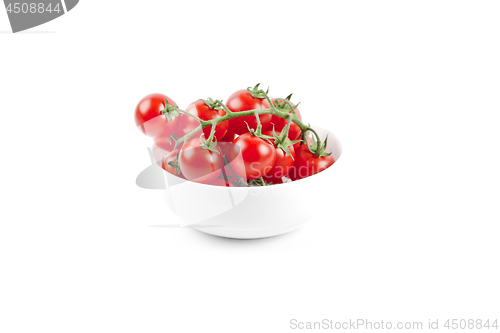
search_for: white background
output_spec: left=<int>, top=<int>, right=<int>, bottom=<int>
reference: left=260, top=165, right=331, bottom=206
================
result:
left=1, top=1, right=499, bottom=332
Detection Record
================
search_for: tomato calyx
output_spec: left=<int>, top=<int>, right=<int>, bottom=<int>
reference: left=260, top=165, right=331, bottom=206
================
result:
left=166, top=132, right=177, bottom=144
left=247, top=83, right=269, bottom=99
left=161, top=99, right=181, bottom=122
left=198, top=111, right=221, bottom=153
left=167, top=151, right=182, bottom=175
left=158, top=132, right=184, bottom=150
left=162, top=133, right=185, bottom=150
left=273, top=94, right=301, bottom=112
left=246, top=122, right=272, bottom=144
left=199, top=133, right=219, bottom=154
left=265, top=125, right=300, bottom=160
left=306, top=132, right=332, bottom=157
left=200, top=97, right=224, bottom=111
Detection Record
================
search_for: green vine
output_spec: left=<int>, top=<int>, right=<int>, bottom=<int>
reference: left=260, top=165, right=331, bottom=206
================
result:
left=161, top=84, right=329, bottom=157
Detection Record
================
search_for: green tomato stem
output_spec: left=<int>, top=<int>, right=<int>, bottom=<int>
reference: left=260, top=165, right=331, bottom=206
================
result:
left=222, top=155, right=247, bottom=186
left=170, top=88, right=320, bottom=153
left=181, top=125, right=203, bottom=144
left=176, top=108, right=202, bottom=122
left=216, top=100, right=233, bottom=115
left=206, top=123, right=217, bottom=143
left=276, top=112, right=293, bottom=145
left=253, top=109, right=263, bottom=136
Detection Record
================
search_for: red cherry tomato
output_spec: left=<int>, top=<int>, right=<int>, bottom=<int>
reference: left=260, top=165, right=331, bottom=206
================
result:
left=288, top=144, right=335, bottom=181
left=175, top=113, right=203, bottom=139
left=293, top=136, right=312, bottom=150
left=287, top=123, right=302, bottom=142
left=156, top=114, right=205, bottom=153
left=210, top=177, right=234, bottom=187
left=134, top=93, right=180, bottom=138
left=185, top=100, right=229, bottom=141
left=161, top=150, right=185, bottom=179
left=261, top=130, right=295, bottom=179
left=219, top=126, right=237, bottom=142
left=265, top=98, right=303, bottom=141
left=229, top=133, right=276, bottom=180
left=154, top=136, right=176, bottom=152
left=179, top=137, right=223, bottom=184
left=155, top=110, right=201, bottom=152
left=226, top=89, right=271, bottom=135
left=215, top=141, right=242, bottom=183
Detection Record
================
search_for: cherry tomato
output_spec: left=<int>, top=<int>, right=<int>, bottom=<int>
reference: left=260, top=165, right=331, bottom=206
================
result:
left=219, top=126, right=237, bottom=142
left=210, top=177, right=234, bottom=187
left=293, top=135, right=312, bottom=150
left=161, top=150, right=185, bottom=179
left=261, top=130, right=295, bottom=180
left=175, top=113, right=203, bottom=139
left=156, top=118, right=204, bottom=152
left=179, top=137, right=223, bottom=184
left=226, top=89, right=271, bottom=134
left=185, top=100, right=228, bottom=141
left=215, top=141, right=243, bottom=183
left=154, top=136, right=176, bottom=152
left=134, top=93, right=180, bottom=138
left=265, top=98, right=303, bottom=141
left=156, top=112, right=202, bottom=152
left=229, top=133, right=276, bottom=180
left=288, top=144, right=335, bottom=181
left=287, top=122, right=302, bottom=142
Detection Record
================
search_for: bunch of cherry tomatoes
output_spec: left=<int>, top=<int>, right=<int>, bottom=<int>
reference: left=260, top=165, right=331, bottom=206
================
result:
left=134, top=84, right=335, bottom=187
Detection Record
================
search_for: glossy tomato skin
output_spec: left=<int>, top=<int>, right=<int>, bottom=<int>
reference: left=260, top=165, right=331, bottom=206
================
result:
left=186, top=100, right=228, bottom=141
left=287, top=121, right=302, bottom=142
left=216, top=140, right=243, bottom=183
left=261, top=130, right=295, bottom=179
left=173, top=114, right=203, bottom=147
left=230, top=133, right=276, bottom=180
left=179, top=137, right=223, bottom=184
left=219, top=126, right=237, bottom=142
left=288, top=145, right=335, bottom=181
left=293, top=136, right=312, bottom=150
left=154, top=135, right=176, bottom=152
left=161, top=150, right=184, bottom=179
left=156, top=115, right=204, bottom=152
left=265, top=98, right=303, bottom=141
left=226, top=89, right=271, bottom=135
left=134, top=93, right=180, bottom=138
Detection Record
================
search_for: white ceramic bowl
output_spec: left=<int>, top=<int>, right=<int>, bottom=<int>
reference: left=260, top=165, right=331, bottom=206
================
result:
left=142, top=125, right=342, bottom=239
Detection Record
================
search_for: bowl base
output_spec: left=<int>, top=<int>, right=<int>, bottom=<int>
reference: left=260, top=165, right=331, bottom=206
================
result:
left=191, top=222, right=305, bottom=240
